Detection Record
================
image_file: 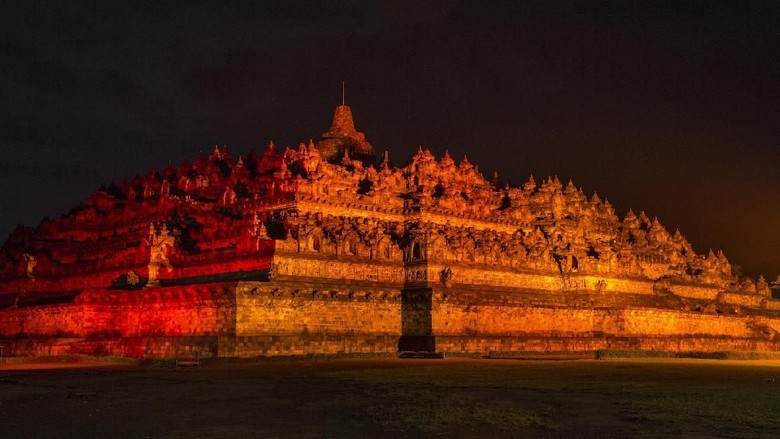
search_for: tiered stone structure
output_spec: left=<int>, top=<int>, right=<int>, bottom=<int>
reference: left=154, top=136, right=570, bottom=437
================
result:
left=1, top=104, right=778, bottom=358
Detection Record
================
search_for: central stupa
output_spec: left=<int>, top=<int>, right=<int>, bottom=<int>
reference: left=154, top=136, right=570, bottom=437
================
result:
left=315, top=103, right=375, bottom=166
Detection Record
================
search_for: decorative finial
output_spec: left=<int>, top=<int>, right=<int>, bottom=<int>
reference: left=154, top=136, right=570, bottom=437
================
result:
left=340, top=147, right=352, bottom=166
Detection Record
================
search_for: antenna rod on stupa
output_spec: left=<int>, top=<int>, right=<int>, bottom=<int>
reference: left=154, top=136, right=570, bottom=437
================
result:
left=341, top=80, right=345, bottom=106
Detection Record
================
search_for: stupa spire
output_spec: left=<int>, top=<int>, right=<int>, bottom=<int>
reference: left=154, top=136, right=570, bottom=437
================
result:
left=315, top=84, right=375, bottom=165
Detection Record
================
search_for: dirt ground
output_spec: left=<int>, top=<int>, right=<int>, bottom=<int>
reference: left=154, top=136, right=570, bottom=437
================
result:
left=1, top=357, right=779, bottom=438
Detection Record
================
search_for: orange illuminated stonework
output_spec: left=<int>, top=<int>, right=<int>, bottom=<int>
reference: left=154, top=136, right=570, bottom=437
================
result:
left=0, top=104, right=779, bottom=358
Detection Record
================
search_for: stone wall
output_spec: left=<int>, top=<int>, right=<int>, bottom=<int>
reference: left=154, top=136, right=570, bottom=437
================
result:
left=670, top=284, right=722, bottom=300
left=0, top=284, right=235, bottom=339
left=235, top=281, right=400, bottom=335
left=431, top=286, right=780, bottom=353
left=0, top=281, right=405, bottom=358
left=719, top=291, right=765, bottom=308
left=1, top=280, right=779, bottom=359
left=1, top=336, right=218, bottom=358
left=436, top=335, right=780, bottom=354
left=0, top=305, right=85, bottom=337
left=272, top=252, right=404, bottom=284
left=228, top=281, right=402, bottom=356
left=218, top=335, right=398, bottom=357
left=425, top=261, right=665, bottom=295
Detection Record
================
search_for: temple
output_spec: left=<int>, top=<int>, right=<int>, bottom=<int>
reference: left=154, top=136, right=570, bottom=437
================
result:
left=1, top=102, right=779, bottom=359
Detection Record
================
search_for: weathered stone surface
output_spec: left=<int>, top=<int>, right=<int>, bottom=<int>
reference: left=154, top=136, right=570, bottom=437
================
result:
left=0, top=103, right=778, bottom=358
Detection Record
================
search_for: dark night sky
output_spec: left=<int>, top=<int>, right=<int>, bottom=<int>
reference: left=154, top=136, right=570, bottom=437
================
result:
left=1, top=1, right=778, bottom=280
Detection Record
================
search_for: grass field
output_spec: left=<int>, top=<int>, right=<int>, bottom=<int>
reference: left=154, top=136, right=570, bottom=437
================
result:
left=1, top=357, right=778, bottom=438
